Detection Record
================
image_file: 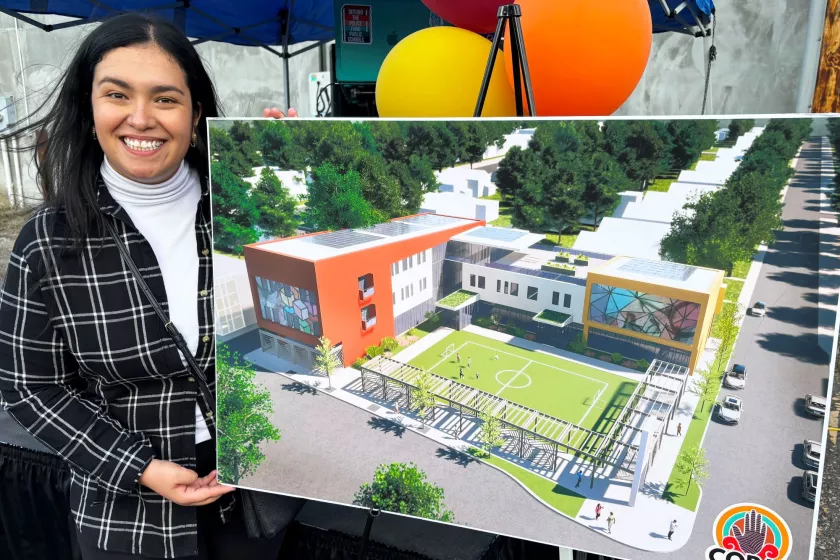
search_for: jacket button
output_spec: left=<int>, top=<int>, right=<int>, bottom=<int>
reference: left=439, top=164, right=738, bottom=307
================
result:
left=202, top=335, right=210, bottom=343
left=188, top=377, right=195, bottom=382
left=199, top=289, right=208, bottom=297
left=205, top=411, right=214, bottom=419
left=201, top=248, right=210, bottom=256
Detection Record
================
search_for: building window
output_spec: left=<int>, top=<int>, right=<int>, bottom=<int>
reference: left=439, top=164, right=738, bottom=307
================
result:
left=504, top=281, right=509, bottom=295
left=510, top=282, right=519, bottom=297
left=409, top=255, right=414, bottom=268
left=478, top=276, right=485, bottom=289
left=527, top=286, right=538, bottom=301
left=497, top=279, right=502, bottom=292
left=552, top=291, right=560, bottom=306
left=564, top=293, right=572, bottom=308
left=361, top=304, right=376, bottom=324
left=410, top=284, right=414, bottom=296
left=422, top=251, right=427, bottom=263
left=401, top=287, right=405, bottom=301
left=393, top=292, right=396, bottom=304
left=421, top=278, right=427, bottom=291
left=470, top=274, right=476, bottom=287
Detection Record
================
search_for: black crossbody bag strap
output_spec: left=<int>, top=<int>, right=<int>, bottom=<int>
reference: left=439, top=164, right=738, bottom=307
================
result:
left=103, top=218, right=216, bottom=436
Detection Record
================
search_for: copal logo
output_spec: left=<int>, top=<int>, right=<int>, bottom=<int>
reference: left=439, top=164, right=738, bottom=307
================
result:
left=705, top=504, right=792, bottom=560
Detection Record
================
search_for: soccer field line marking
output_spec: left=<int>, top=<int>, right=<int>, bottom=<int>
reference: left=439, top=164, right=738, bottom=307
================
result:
left=496, top=360, right=533, bottom=396
left=462, top=340, right=609, bottom=393
left=426, top=341, right=471, bottom=373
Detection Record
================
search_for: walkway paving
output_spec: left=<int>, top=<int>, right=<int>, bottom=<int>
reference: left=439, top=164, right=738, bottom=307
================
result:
left=243, top=319, right=740, bottom=553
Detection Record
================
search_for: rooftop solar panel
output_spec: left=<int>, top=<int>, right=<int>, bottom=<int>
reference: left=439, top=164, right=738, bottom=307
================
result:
left=363, top=221, right=422, bottom=237
left=400, top=214, right=466, bottom=228
left=618, top=258, right=695, bottom=281
left=461, top=227, right=529, bottom=243
left=299, top=230, right=383, bottom=249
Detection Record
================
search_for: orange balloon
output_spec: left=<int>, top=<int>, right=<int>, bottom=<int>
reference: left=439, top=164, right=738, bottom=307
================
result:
left=504, top=0, right=652, bottom=115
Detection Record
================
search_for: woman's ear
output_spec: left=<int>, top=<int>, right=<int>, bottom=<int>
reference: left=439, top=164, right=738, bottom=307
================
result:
left=193, top=102, right=203, bottom=131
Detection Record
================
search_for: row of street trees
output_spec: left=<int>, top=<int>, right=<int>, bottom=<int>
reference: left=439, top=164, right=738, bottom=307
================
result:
left=211, top=121, right=523, bottom=253
left=494, top=120, right=719, bottom=236
left=828, top=120, right=840, bottom=217
left=660, top=118, right=812, bottom=273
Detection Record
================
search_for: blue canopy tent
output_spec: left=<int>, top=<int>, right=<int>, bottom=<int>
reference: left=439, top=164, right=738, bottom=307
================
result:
left=0, top=0, right=715, bottom=114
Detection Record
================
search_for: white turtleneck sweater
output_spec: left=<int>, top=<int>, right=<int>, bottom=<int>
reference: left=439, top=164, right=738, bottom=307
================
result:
left=101, top=156, right=212, bottom=444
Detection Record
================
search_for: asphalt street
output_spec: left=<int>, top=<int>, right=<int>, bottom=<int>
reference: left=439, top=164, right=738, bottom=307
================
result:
left=679, top=138, right=832, bottom=559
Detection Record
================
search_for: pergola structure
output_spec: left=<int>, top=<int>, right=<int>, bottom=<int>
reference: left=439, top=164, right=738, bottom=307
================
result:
left=360, top=355, right=689, bottom=481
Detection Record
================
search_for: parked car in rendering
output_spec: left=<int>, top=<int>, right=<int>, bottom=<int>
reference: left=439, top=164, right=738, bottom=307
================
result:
left=724, top=364, right=747, bottom=389
left=749, top=301, right=766, bottom=317
left=802, top=470, right=819, bottom=504
left=717, top=395, right=743, bottom=424
left=803, top=439, right=823, bottom=470
left=805, top=394, right=827, bottom=418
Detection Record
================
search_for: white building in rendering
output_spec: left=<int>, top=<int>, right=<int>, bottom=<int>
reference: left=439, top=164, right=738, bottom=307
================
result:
left=435, top=168, right=497, bottom=198
left=420, top=192, right=500, bottom=222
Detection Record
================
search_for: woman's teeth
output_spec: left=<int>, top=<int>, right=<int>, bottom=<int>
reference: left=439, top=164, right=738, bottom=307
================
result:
left=123, top=138, right=163, bottom=151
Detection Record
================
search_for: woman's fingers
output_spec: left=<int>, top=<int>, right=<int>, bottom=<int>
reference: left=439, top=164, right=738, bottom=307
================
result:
left=262, top=107, right=298, bottom=119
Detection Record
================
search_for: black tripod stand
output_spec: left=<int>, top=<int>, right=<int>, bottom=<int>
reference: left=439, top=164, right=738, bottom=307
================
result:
left=474, top=4, right=536, bottom=118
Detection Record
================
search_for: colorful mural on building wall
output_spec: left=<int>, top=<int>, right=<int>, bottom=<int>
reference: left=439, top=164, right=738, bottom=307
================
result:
left=588, top=284, right=699, bottom=344
left=255, top=276, right=322, bottom=336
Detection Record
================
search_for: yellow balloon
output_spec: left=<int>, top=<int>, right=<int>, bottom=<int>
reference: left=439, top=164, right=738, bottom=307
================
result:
left=376, top=27, right=516, bottom=118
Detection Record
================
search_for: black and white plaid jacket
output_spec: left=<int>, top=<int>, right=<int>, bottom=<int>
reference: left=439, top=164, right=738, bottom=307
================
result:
left=0, top=177, right=234, bottom=558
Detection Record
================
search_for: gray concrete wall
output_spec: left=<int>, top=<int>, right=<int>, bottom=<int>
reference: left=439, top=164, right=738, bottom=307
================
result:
left=616, top=0, right=812, bottom=116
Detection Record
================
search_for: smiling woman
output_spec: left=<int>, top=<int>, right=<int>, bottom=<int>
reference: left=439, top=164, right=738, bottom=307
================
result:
left=0, top=12, right=299, bottom=560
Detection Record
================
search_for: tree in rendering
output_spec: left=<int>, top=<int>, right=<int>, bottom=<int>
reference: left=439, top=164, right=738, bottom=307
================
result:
left=353, top=462, right=454, bottom=522
left=210, top=160, right=260, bottom=254
left=477, top=411, right=505, bottom=455
left=728, top=119, right=755, bottom=140
left=314, top=336, right=342, bottom=390
left=688, top=365, right=723, bottom=413
left=674, top=445, right=710, bottom=496
left=252, top=167, right=300, bottom=239
left=216, top=343, right=281, bottom=484
left=412, top=369, right=438, bottom=427
left=305, top=163, right=384, bottom=230
left=711, top=302, right=742, bottom=375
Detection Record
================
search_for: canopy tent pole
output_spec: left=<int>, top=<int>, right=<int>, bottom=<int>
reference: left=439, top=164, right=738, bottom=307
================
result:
left=796, top=0, right=829, bottom=112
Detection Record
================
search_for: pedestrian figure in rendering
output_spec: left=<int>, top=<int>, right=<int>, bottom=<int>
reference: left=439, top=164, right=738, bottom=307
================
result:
left=677, top=422, right=682, bottom=437
left=668, top=519, right=677, bottom=540
left=575, top=470, right=583, bottom=488
left=459, top=367, right=465, bottom=379
left=467, top=357, right=472, bottom=368
left=607, top=512, right=616, bottom=534
left=456, top=352, right=461, bottom=364
left=595, top=503, right=603, bottom=521
left=494, top=353, right=499, bottom=360
left=393, top=402, right=399, bottom=415
left=475, top=371, right=479, bottom=380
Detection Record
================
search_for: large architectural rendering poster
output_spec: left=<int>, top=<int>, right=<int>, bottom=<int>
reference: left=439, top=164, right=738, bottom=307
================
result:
left=208, top=116, right=839, bottom=559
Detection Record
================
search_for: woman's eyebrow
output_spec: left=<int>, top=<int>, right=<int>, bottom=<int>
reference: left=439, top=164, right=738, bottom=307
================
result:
left=97, top=77, right=185, bottom=96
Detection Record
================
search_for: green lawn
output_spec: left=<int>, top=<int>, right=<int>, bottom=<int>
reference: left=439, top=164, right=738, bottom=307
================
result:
left=707, top=146, right=719, bottom=153
left=480, top=192, right=502, bottom=201
left=466, top=447, right=586, bottom=517
left=542, top=233, right=580, bottom=247
left=534, top=310, right=571, bottom=326
left=699, top=153, right=717, bottom=162
left=407, top=330, right=637, bottom=438
left=490, top=205, right=512, bottom=227
left=647, top=178, right=676, bottom=193
left=437, top=290, right=478, bottom=308
left=731, top=260, right=751, bottom=279
left=724, top=279, right=744, bottom=303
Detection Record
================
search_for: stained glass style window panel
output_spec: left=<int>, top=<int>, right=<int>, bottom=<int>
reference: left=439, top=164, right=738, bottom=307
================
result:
left=588, top=284, right=699, bottom=344
left=256, top=276, right=322, bottom=337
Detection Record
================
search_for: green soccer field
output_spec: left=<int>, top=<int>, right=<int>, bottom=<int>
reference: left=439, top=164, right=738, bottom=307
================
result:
left=407, top=330, right=637, bottom=436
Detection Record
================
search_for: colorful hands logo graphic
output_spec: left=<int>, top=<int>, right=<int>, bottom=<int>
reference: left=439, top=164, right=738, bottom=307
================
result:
left=707, top=504, right=791, bottom=560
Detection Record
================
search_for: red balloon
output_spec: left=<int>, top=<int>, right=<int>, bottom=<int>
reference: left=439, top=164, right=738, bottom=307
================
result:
left=421, top=0, right=509, bottom=35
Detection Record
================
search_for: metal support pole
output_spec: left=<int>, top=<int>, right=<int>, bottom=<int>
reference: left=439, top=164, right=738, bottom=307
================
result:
left=1, top=139, right=15, bottom=207
left=796, top=0, right=829, bottom=112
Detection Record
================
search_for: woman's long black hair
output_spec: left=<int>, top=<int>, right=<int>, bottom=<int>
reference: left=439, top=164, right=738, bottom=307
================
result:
left=0, top=12, right=222, bottom=250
